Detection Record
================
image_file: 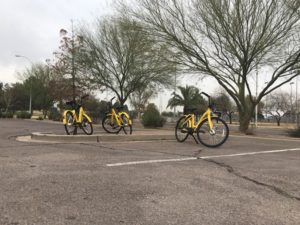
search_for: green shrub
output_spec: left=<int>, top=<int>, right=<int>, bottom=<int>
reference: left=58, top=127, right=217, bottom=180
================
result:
left=48, top=111, right=62, bottom=121
left=0, top=111, right=14, bottom=118
left=129, top=110, right=138, bottom=119
left=16, top=111, right=31, bottom=119
left=162, top=111, right=174, bottom=117
left=142, top=104, right=165, bottom=127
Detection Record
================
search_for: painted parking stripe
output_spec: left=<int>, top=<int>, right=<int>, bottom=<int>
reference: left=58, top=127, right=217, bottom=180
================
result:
left=200, top=148, right=300, bottom=159
left=106, top=157, right=197, bottom=167
left=106, top=148, right=300, bottom=167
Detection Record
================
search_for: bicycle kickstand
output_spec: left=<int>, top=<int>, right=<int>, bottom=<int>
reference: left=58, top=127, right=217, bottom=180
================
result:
left=73, top=125, right=78, bottom=135
left=190, top=134, right=199, bottom=144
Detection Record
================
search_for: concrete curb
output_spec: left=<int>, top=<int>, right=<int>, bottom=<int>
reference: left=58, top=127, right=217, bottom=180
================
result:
left=30, top=132, right=175, bottom=143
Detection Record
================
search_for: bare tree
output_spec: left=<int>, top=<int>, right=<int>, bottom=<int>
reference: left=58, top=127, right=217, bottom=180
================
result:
left=266, top=91, right=291, bottom=126
left=129, top=85, right=156, bottom=119
left=213, top=92, right=235, bottom=124
left=47, top=22, right=87, bottom=102
left=121, top=0, right=300, bottom=132
left=79, top=17, right=175, bottom=106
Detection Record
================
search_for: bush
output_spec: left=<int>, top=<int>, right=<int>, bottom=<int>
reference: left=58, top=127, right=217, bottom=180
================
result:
left=0, top=111, right=14, bottom=118
left=16, top=111, right=31, bottom=119
left=129, top=110, right=138, bottom=119
left=287, top=127, right=300, bottom=138
left=142, top=103, right=165, bottom=127
left=48, top=110, right=62, bottom=121
left=161, top=111, right=174, bottom=117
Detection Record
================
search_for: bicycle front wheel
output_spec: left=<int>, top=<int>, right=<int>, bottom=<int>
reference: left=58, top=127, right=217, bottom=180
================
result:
left=81, top=115, right=93, bottom=135
left=175, top=116, right=190, bottom=142
left=102, top=115, right=121, bottom=134
left=64, top=112, right=76, bottom=135
left=196, top=117, right=229, bottom=147
left=121, top=114, right=132, bottom=135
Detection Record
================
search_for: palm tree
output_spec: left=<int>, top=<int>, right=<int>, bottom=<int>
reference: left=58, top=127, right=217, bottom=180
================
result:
left=167, top=85, right=206, bottom=114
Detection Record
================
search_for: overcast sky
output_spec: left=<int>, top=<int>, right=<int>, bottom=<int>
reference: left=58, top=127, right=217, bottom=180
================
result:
left=1, top=0, right=294, bottom=111
left=0, top=0, right=114, bottom=84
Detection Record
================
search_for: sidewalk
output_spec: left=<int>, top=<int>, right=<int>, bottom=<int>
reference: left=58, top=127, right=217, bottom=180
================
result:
left=17, top=118, right=298, bottom=143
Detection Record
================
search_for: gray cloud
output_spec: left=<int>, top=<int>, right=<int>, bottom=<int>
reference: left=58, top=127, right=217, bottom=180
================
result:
left=0, top=0, right=114, bottom=82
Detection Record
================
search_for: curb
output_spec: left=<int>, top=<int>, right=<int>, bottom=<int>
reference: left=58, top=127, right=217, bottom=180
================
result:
left=30, top=132, right=175, bottom=143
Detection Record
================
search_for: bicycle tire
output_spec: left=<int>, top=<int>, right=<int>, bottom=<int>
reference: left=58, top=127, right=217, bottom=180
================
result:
left=102, top=115, right=122, bottom=134
left=81, top=115, right=93, bottom=135
left=196, top=117, right=229, bottom=147
left=64, top=111, right=76, bottom=135
left=175, top=116, right=190, bottom=142
left=121, top=114, right=132, bottom=135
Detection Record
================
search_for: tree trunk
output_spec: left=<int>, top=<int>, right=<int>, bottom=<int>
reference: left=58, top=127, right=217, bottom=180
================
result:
left=43, top=110, right=48, bottom=119
left=276, top=117, right=281, bottom=126
left=238, top=111, right=253, bottom=133
left=228, top=112, right=233, bottom=124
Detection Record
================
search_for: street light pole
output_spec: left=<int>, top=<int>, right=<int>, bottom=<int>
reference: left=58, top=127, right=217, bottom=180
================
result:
left=174, top=70, right=177, bottom=118
left=264, top=81, right=268, bottom=121
left=296, top=77, right=298, bottom=125
left=255, top=66, right=258, bottom=127
left=290, top=82, right=294, bottom=123
left=15, top=54, right=33, bottom=113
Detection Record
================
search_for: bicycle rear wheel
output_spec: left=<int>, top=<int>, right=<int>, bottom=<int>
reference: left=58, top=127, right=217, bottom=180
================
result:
left=102, top=115, right=121, bottom=133
left=196, top=117, right=229, bottom=147
left=81, top=115, right=93, bottom=135
left=175, top=116, right=190, bottom=142
left=64, top=112, right=76, bottom=135
left=121, top=114, right=132, bottom=135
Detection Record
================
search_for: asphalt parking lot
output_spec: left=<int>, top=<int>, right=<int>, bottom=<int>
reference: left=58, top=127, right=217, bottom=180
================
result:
left=0, top=119, right=299, bottom=225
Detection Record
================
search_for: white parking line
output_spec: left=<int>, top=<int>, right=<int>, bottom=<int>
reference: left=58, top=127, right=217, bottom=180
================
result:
left=106, top=148, right=300, bottom=167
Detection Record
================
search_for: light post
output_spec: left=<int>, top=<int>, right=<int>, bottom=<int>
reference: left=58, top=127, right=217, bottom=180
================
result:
left=264, top=81, right=268, bottom=121
left=290, top=81, right=294, bottom=123
left=174, top=70, right=177, bottom=118
left=15, top=54, right=33, bottom=113
left=296, top=77, right=298, bottom=125
left=255, top=65, right=258, bottom=127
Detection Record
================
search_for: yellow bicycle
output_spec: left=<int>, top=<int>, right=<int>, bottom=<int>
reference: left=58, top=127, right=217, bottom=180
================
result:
left=63, top=95, right=93, bottom=135
left=102, top=97, right=132, bottom=134
left=175, top=92, right=229, bottom=147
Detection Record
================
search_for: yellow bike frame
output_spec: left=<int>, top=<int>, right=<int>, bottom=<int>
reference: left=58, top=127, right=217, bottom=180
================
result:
left=107, top=108, right=132, bottom=126
left=63, top=106, right=92, bottom=124
left=185, top=108, right=213, bottom=130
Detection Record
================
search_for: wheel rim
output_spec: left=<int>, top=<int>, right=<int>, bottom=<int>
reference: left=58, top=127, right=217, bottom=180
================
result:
left=197, top=118, right=228, bottom=147
left=65, top=113, right=75, bottom=134
left=81, top=117, right=93, bottom=135
left=175, top=117, right=189, bottom=142
left=102, top=116, right=121, bottom=133
left=121, top=116, right=132, bottom=135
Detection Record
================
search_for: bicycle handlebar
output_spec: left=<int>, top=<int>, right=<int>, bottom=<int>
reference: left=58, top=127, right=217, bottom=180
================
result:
left=200, top=92, right=211, bottom=105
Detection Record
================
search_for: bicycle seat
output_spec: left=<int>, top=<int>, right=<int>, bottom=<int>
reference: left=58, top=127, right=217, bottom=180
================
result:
left=66, top=100, right=75, bottom=105
left=115, top=106, right=124, bottom=111
left=66, top=101, right=79, bottom=110
left=213, top=110, right=222, bottom=117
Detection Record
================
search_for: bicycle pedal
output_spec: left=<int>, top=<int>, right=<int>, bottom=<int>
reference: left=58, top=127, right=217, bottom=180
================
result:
left=181, top=128, right=188, bottom=133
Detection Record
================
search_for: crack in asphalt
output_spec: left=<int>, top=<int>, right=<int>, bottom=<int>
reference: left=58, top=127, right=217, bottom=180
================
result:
left=203, top=158, right=300, bottom=202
